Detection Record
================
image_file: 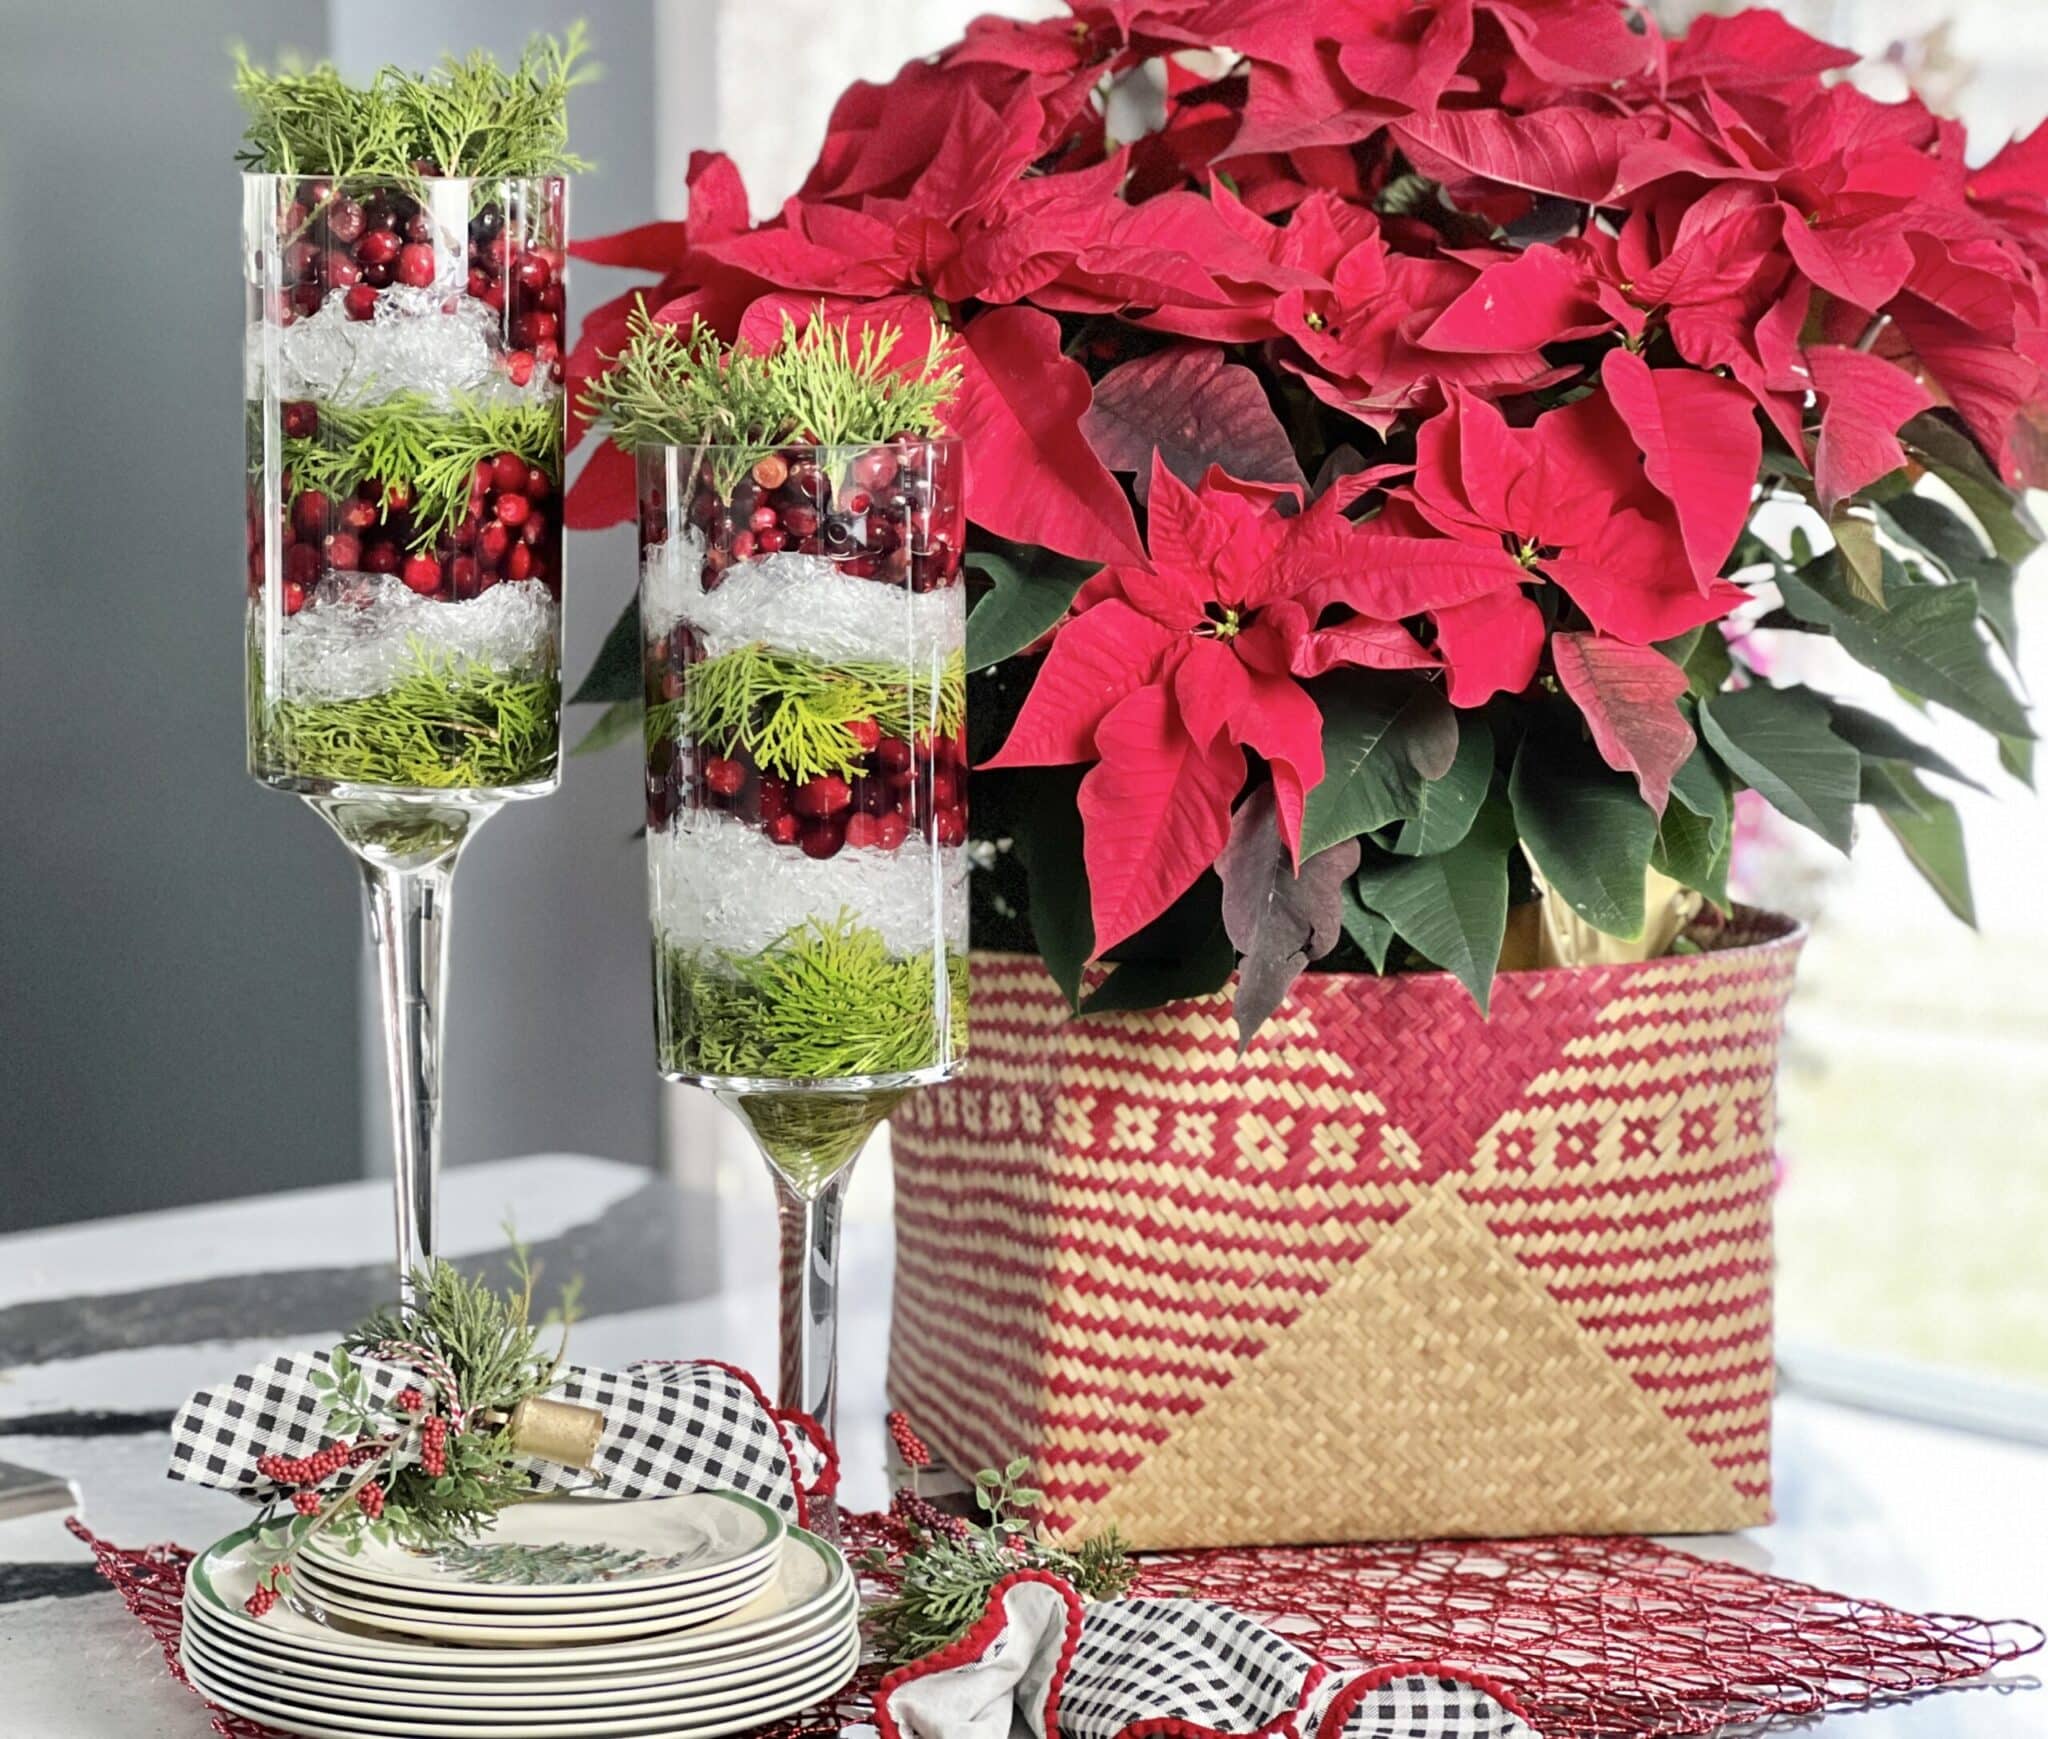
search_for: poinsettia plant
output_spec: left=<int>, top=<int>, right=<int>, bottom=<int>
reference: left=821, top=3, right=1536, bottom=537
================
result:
left=568, top=0, right=2043, bottom=1040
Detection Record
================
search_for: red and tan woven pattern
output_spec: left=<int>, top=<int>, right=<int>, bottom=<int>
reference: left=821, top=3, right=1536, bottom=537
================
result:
left=888, top=916, right=1804, bottom=1549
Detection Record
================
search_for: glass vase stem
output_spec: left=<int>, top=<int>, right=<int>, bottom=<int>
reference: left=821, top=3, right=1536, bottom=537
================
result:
left=772, top=1165, right=850, bottom=1438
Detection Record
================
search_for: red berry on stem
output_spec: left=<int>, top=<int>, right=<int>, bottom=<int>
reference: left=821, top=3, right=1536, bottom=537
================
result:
left=293, top=1490, right=322, bottom=1517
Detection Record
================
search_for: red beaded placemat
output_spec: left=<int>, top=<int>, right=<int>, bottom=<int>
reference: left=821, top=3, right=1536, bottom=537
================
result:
left=72, top=1515, right=2038, bottom=1739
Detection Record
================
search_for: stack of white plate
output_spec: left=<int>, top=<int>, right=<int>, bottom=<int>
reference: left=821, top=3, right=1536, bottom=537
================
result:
left=179, top=1493, right=861, bottom=1739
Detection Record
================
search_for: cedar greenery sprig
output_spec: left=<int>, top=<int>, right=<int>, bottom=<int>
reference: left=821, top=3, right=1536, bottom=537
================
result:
left=233, top=27, right=591, bottom=181
left=662, top=642, right=968, bottom=784
left=863, top=1459, right=1136, bottom=1666
left=245, top=1242, right=584, bottom=1604
left=280, top=394, right=562, bottom=551
left=583, top=306, right=961, bottom=488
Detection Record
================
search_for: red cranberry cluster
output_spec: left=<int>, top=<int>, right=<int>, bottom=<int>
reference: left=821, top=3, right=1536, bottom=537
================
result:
left=270, top=179, right=566, bottom=386
left=250, top=442, right=561, bottom=614
left=647, top=443, right=964, bottom=594
left=645, top=721, right=969, bottom=856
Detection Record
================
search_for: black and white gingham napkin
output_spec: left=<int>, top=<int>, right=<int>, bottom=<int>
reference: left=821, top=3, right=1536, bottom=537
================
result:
left=168, top=1353, right=818, bottom=1519
left=878, top=1573, right=1536, bottom=1739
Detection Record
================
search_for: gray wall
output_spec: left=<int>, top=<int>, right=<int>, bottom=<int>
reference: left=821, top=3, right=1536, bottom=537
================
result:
left=0, top=2, right=664, bottom=1232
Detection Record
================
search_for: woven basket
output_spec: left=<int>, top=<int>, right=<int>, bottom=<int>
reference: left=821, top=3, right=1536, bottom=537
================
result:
left=887, top=913, right=1804, bottom=1550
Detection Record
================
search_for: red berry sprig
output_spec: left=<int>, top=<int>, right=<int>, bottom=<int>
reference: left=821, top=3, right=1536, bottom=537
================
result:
left=395, top=1387, right=426, bottom=1414
left=257, top=1439, right=352, bottom=1488
left=357, top=1482, right=386, bottom=1520
left=242, top=1568, right=287, bottom=1617
left=887, top=1411, right=933, bottom=1471
left=419, top=1415, right=450, bottom=1478
left=890, top=1487, right=967, bottom=1542
left=292, top=1490, right=323, bottom=1517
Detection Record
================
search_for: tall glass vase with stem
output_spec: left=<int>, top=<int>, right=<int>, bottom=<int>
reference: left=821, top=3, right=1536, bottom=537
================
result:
left=244, top=171, right=570, bottom=1297
left=639, top=436, right=968, bottom=1524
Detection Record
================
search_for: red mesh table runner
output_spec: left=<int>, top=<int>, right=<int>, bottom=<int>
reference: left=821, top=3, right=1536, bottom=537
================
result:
left=72, top=1515, right=2039, bottom=1739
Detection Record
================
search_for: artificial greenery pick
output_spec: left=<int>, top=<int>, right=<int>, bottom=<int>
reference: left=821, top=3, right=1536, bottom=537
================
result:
left=244, top=1242, right=583, bottom=1610
left=234, top=27, right=591, bottom=182
left=864, top=1459, right=1136, bottom=1666
left=584, top=306, right=960, bottom=485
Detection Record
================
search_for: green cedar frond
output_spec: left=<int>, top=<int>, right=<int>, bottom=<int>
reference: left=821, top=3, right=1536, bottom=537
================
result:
left=233, top=27, right=591, bottom=181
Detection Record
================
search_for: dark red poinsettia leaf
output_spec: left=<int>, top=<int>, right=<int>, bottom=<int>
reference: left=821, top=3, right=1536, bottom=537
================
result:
left=1391, top=106, right=1648, bottom=204
left=683, top=150, right=750, bottom=241
left=1806, top=345, right=1936, bottom=512
left=569, top=222, right=690, bottom=270
left=563, top=440, right=638, bottom=532
left=1550, top=632, right=1695, bottom=815
left=1664, top=7, right=1859, bottom=91
left=1079, top=344, right=1304, bottom=502
left=1218, top=782, right=1360, bottom=1048
left=949, top=307, right=1146, bottom=565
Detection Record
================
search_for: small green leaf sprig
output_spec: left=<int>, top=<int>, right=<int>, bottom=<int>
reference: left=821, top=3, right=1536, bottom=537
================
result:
left=233, top=27, right=591, bottom=182
left=584, top=305, right=960, bottom=490
left=242, top=1243, right=583, bottom=1614
left=862, top=1459, right=1137, bottom=1667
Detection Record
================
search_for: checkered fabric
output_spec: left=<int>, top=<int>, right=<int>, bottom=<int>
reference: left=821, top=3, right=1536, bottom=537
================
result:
left=883, top=1589, right=1535, bottom=1739
left=168, top=1354, right=805, bottom=1517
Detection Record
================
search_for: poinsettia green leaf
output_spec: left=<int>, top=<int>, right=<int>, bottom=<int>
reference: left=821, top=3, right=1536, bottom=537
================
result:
left=964, top=537, right=1099, bottom=672
left=1820, top=696, right=1986, bottom=793
left=1078, top=925, right=1236, bottom=1016
left=572, top=698, right=641, bottom=756
left=1298, top=673, right=1458, bottom=858
left=2000, top=732, right=2035, bottom=788
left=1012, top=766, right=1093, bottom=1009
left=1867, top=765, right=1976, bottom=925
left=1878, top=493, right=2021, bottom=657
left=1698, top=683, right=1860, bottom=852
left=571, top=599, right=643, bottom=705
left=1775, top=552, right=2032, bottom=740
left=1859, top=759, right=1933, bottom=815
left=1510, top=732, right=1659, bottom=939
left=1337, top=884, right=1395, bottom=972
left=1652, top=742, right=1732, bottom=907
left=1898, top=411, right=2043, bottom=565
left=1830, top=510, right=1885, bottom=607
left=1218, top=785, right=1361, bottom=1047
left=1391, top=716, right=1494, bottom=855
left=1353, top=797, right=1516, bottom=1012
left=1666, top=729, right=1730, bottom=820
left=1656, top=624, right=1734, bottom=700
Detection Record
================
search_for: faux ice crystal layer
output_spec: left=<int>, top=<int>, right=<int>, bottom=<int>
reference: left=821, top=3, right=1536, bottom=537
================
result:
left=250, top=288, right=545, bottom=408
left=266, top=574, right=560, bottom=703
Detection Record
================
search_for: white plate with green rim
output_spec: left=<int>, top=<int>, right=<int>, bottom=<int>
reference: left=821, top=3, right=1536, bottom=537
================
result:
left=282, top=1552, right=777, bottom=1643
left=181, top=1600, right=854, bottom=1711
left=302, top=1492, right=786, bottom=1600
left=184, top=1574, right=859, bottom=1695
left=188, top=1522, right=850, bottom=1671
left=298, top=1519, right=780, bottom=1615
left=178, top=1624, right=860, bottom=1738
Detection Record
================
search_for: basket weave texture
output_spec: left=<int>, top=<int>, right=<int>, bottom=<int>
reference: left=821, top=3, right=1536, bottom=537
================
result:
left=887, top=914, right=1804, bottom=1550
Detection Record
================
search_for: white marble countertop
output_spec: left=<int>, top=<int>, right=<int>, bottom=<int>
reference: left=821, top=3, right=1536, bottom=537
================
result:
left=0, top=1155, right=2040, bottom=1737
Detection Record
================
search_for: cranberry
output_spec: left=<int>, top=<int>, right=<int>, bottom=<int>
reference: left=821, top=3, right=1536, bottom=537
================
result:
left=844, top=812, right=883, bottom=849
left=282, top=578, right=309, bottom=615
left=494, top=492, right=531, bottom=528
left=355, top=229, right=401, bottom=267
left=361, top=260, right=396, bottom=289
left=703, top=756, right=745, bottom=797
left=782, top=505, right=820, bottom=537
left=514, top=310, right=558, bottom=348
left=325, top=531, right=362, bottom=571
left=934, top=807, right=969, bottom=847
left=847, top=718, right=880, bottom=751
left=401, top=553, right=442, bottom=595
left=363, top=540, right=402, bottom=575
left=794, top=774, right=853, bottom=818
left=845, top=490, right=872, bottom=515
left=525, top=463, right=551, bottom=499
left=397, top=243, right=436, bottom=288
left=521, top=510, right=548, bottom=545
left=282, top=401, right=318, bottom=439
left=324, top=252, right=361, bottom=289
left=765, top=813, right=802, bottom=846
left=752, top=454, right=789, bottom=490
left=285, top=543, right=319, bottom=587
left=749, top=505, right=779, bottom=532
left=505, top=350, right=535, bottom=386
left=285, top=239, right=321, bottom=281
left=850, top=777, right=889, bottom=815
left=399, top=208, right=430, bottom=243
left=292, top=491, right=331, bottom=540
left=731, top=529, right=757, bottom=561
left=451, top=555, right=480, bottom=598
left=326, top=197, right=365, bottom=244
left=479, top=522, right=510, bottom=565
left=467, top=267, right=494, bottom=299
left=485, top=451, right=524, bottom=495
left=875, top=736, right=913, bottom=778
left=513, top=253, right=552, bottom=294
left=853, top=449, right=899, bottom=490
left=470, top=205, right=504, bottom=243
left=874, top=811, right=910, bottom=851
left=538, top=281, right=565, bottom=316
left=288, top=282, right=322, bottom=316
left=385, top=482, right=412, bottom=512
left=342, top=498, right=379, bottom=531
left=757, top=775, right=790, bottom=821
left=756, top=527, right=788, bottom=553
left=930, top=769, right=962, bottom=810
left=799, top=818, right=847, bottom=860
left=506, top=541, right=533, bottom=582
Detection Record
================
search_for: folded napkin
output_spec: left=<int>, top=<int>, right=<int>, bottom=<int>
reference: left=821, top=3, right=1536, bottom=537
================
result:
left=168, top=1353, right=832, bottom=1523
left=877, top=1572, right=1535, bottom=1739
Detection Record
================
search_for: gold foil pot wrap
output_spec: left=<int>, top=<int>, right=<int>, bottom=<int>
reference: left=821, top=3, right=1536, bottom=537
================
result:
left=1503, top=868, right=1705, bottom=971
left=504, top=1396, right=605, bottom=1468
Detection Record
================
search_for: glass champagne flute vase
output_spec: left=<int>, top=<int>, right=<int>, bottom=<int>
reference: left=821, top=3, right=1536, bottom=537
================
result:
left=244, top=172, right=570, bottom=1294
left=640, top=438, right=969, bottom=1502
